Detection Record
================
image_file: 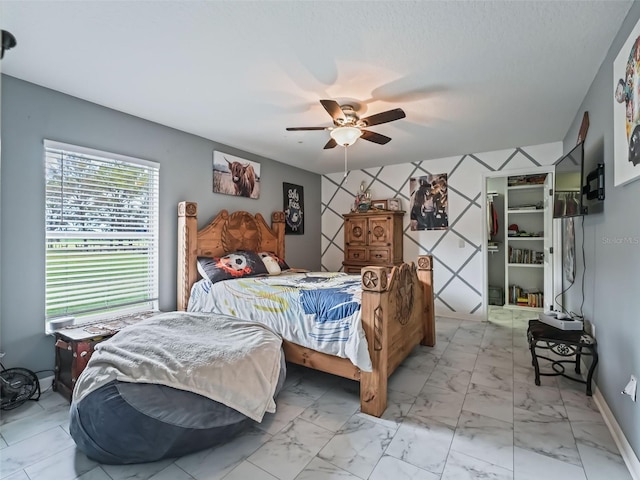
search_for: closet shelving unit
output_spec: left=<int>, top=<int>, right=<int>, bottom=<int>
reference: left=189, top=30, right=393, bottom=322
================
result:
left=504, top=179, right=548, bottom=311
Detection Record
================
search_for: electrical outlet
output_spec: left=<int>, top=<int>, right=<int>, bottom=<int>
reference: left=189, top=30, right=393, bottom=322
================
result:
left=591, top=323, right=596, bottom=339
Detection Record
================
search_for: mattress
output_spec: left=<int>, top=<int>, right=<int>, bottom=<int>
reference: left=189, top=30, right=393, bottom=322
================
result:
left=187, top=271, right=373, bottom=371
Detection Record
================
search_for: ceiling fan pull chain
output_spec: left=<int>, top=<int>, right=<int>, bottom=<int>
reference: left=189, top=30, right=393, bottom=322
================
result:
left=343, top=147, right=348, bottom=181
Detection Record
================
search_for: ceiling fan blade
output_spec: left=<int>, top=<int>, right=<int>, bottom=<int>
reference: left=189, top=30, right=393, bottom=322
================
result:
left=360, top=130, right=392, bottom=145
left=360, top=108, right=406, bottom=127
left=323, top=138, right=338, bottom=149
left=320, top=99, right=346, bottom=122
left=286, top=126, right=327, bottom=131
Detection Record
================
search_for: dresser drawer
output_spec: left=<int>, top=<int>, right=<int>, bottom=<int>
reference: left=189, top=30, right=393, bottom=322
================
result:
left=346, top=248, right=367, bottom=262
left=368, top=248, right=390, bottom=263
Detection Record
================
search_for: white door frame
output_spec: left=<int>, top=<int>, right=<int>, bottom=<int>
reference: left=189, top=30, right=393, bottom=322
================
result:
left=481, top=166, right=556, bottom=320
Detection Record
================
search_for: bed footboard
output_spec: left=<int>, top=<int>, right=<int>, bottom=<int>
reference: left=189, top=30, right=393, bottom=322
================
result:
left=177, top=202, right=435, bottom=418
left=359, top=256, right=434, bottom=417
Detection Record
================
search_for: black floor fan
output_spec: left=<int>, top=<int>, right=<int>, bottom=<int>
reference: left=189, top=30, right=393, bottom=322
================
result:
left=0, top=362, right=41, bottom=410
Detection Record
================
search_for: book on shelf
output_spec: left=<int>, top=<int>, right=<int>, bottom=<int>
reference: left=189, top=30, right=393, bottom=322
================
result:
left=508, top=285, right=543, bottom=308
left=508, top=246, right=544, bottom=264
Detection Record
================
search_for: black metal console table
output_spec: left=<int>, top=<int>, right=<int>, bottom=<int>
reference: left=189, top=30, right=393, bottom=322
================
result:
left=527, top=319, right=598, bottom=396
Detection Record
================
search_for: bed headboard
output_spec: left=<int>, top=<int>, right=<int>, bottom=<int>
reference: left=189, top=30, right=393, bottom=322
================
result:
left=177, top=202, right=285, bottom=310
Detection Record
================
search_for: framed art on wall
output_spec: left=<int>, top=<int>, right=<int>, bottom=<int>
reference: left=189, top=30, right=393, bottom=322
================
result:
left=283, top=182, right=304, bottom=234
left=613, top=18, right=640, bottom=187
left=409, top=173, right=448, bottom=231
left=213, top=151, right=261, bottom=198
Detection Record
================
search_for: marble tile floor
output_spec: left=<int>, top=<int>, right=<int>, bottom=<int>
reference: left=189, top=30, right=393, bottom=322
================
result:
left=0, top=307, right=633, bottom=480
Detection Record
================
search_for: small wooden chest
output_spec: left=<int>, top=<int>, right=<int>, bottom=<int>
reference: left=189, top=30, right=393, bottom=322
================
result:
left=52, top=312, right=157, bottom=402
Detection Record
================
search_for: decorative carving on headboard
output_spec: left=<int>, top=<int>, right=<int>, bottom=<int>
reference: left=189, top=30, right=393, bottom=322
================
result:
left=182, top=224, right=191, bottom=303
left=272, top=211, right=285, bottom=224
left=221, top=211, right=263, bottom=253
left=178, top=201, right=198, bottom=217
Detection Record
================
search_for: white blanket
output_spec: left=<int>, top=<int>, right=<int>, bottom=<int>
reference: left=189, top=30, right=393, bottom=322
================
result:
left=73, top=312, right=283, bottom=422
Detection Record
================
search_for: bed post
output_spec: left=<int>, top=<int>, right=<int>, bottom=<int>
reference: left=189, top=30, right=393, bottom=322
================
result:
left=177, top=202, right=198, bottom=311
left=417, top=255, right=435, bottom=346
left=270, top=211, right=286, bottom=260
left=359, top=266, right=389, bottom=417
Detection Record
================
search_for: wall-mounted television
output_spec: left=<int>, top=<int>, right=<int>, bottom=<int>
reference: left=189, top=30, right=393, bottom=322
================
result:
left=553, top=142, right=585, bottom=218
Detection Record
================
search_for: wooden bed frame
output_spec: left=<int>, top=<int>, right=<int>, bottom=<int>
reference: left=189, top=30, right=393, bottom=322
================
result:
left=177, top=202, right=435, bottom=417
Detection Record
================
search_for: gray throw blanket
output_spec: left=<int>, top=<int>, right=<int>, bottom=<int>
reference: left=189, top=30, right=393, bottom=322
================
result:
left=73, top=311, right=283, bottom=422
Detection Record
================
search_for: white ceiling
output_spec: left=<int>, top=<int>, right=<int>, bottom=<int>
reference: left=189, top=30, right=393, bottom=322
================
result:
left=1, top=1, right=632, bottom=174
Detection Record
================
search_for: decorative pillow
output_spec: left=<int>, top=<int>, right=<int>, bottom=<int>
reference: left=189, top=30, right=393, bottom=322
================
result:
left=258, top=252, right=281, bottom=275
left=258, top=252, right=290, bottom=271
left=197, top=251, right=268, bottom=284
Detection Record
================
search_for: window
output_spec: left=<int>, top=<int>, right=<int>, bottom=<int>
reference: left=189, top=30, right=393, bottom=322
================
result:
left=44, top=140, right=159, bottom=326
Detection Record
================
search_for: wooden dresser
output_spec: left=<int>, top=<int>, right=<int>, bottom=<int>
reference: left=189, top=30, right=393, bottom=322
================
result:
left=342, top=210, right=405, bottom=274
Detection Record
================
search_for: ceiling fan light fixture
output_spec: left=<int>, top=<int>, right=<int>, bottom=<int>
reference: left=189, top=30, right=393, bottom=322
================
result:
left=330, top=126, right=362, bottom=147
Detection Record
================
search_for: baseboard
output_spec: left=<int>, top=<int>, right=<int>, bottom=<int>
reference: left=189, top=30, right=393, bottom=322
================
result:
left=38, top=374, right=55, bottom=392
left=593, top=385, right=640, bottom=480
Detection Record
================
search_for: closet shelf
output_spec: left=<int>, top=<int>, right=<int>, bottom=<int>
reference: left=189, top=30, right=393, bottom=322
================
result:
left=507, top=236, right=545, bottom=241
left=507, top=209, right=542, bottom=214
left=507, top=184, right=544, bottom=191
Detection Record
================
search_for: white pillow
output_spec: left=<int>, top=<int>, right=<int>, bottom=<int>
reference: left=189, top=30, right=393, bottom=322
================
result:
left=259, top=253, right=282, bottom=275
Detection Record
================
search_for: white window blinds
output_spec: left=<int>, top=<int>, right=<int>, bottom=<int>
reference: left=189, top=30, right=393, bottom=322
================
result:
left=44, top=140, right=159, bottom=322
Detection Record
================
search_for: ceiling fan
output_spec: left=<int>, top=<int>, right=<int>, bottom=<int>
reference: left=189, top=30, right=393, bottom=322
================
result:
left=286, top=99, right=406, bottom=149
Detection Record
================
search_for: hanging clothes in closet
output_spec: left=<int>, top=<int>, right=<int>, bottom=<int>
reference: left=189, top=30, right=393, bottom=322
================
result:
left=487, top=195, right=499, bottom=238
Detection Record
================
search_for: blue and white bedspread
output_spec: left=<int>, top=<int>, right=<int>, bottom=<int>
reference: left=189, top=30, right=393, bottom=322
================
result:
left=188, top=272, right=372, bottom=372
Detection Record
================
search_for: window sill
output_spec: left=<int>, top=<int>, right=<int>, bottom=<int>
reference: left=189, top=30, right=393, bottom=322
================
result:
left=46, top=309, right=159, bottom=337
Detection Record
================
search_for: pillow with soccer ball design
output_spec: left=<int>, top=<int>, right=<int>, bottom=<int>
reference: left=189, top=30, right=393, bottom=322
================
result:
left=197, top=251, right=268, bottom=284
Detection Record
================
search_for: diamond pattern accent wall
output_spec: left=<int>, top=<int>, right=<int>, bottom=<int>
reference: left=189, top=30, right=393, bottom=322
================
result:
left=321, top=142, right=562, bottom=320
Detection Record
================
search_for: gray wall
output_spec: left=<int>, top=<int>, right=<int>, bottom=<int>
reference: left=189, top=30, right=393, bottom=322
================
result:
left=563, top=3, right=640, bottom=456
left=0, top=75, right=321, bottom=373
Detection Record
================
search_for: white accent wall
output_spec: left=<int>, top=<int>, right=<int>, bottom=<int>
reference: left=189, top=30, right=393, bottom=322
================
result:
left=321, top=142, right=562, bottom=320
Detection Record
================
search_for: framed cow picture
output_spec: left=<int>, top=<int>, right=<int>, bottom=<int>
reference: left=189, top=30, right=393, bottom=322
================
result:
left=213, top=151, right=261, bottom=199
left=283, top=182, right=304, bottom=234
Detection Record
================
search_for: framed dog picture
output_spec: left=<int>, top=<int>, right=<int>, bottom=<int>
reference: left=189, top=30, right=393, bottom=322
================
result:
left=283, top=182, right=304, bottom=234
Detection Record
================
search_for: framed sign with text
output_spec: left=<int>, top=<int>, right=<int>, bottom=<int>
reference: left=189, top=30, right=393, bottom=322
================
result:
left=283, top=182, right=304, bottom=234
